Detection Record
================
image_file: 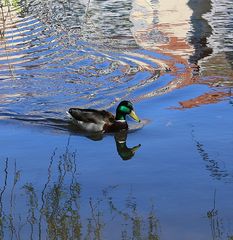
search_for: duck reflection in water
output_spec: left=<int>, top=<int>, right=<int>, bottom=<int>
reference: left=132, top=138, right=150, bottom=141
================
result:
left=67, top=129, right=141, bottom=161
left=114, top=130, right=141, bottom=161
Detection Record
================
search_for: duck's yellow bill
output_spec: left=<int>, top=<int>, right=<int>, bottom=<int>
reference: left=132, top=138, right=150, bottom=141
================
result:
left=129, top=110, right=140, bottom=122
left=131, top=144, right=141, bottom=153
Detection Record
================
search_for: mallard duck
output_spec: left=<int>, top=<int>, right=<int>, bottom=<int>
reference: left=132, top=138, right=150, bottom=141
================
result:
left=68, top=100, right=140, bottom=133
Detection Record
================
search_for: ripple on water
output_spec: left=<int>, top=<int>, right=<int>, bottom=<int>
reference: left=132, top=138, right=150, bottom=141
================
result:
left=0, top=5, right=179, bottom=132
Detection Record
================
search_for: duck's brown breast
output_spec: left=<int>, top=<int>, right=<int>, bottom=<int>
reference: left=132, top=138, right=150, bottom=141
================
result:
left=103, top=121, right=128, bottom=133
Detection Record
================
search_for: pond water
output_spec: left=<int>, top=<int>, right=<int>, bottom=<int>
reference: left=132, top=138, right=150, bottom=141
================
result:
left=0, top=0, right=233, bottom=239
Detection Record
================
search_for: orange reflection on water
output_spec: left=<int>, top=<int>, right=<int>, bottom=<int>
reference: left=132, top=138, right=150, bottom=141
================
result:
left=130, top=0, right=232, bottom=108
left=130, top=0, right=197, bottom=103
left=172, top=91, right=232, bottom=109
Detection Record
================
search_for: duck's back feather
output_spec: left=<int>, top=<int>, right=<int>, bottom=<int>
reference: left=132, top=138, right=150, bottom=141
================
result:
left=68, top=108, right=115, bottom=125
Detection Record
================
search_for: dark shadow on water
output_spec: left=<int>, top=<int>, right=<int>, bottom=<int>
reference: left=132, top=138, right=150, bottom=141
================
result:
left=188, top=0, right=213, bottom=66
left=226, top=51, right=233, bottom=71
left=191, top=128, right=233, bottom=182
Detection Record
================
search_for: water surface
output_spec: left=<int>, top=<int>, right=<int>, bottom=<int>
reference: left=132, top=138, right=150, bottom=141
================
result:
left=0, top=0, right=233, bottom=239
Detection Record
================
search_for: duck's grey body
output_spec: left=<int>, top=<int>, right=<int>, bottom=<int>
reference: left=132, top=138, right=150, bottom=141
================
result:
left=68, top=108, right=115, bottom=132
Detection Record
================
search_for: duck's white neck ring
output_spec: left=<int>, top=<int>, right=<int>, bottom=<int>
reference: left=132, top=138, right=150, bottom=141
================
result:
left=115, top=120, right=126, bottom=123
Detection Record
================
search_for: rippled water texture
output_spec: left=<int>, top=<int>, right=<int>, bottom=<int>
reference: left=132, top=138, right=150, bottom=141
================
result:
left=0, top=0, right=233, bottom=239
left=0, top=0, right=231, bottom=127
left=0, top=1, right=172, bottom=129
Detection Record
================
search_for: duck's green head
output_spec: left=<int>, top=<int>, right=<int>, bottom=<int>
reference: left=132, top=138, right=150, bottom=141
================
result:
left=115, top=101, right=140, bottom=122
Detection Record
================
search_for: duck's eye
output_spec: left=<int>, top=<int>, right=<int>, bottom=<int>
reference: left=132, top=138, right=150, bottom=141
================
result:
left=127, top=102, right=133, bottom=109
